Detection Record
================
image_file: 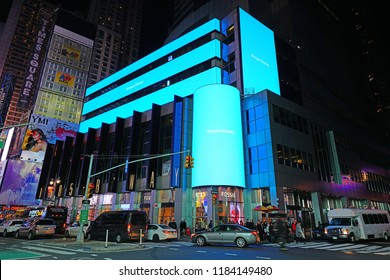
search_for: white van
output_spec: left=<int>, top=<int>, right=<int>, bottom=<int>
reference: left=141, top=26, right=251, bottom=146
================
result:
left=325, top=208, right=390, bottom=242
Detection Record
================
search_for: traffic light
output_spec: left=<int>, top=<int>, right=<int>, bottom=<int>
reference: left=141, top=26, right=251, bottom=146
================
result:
left=189, top=156, right=194, bottom=168
left=212, top=193, right=218, bottom=204
left=86, top=182, right=95, bottom=199
left=184, top=155, right=191, bottom=168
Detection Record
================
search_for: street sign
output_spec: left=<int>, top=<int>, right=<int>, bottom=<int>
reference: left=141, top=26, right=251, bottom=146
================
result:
left=82, top=199, right=90, bottom=205
left=211, top=190, right=218, bottom=194
left=80, top=209, right=88, bottom=223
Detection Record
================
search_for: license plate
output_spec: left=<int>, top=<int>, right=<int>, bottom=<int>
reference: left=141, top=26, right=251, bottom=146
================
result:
left=332, top=236, right=337, bottom=240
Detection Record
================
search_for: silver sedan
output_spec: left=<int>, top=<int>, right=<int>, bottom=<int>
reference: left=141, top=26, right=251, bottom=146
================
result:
left=191, top=224, right=260, bottom=248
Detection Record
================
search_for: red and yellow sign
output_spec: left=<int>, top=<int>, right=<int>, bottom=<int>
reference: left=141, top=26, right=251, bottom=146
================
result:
left=55, top=71, right=75, bottom=88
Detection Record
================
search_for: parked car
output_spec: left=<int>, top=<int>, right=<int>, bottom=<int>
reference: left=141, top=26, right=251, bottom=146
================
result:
left=65, top=221, right=90, bottom=238
left=146, top=224, right=177, bottom=242
left=15, top=218, right=56, bottom=240
left=191, top=224, right=260, bottom=248
left=0, top=219, right=25, bottom=237
left=312, top=223, right=329, bottom=239
left=86, top=210, right=148, bottom=243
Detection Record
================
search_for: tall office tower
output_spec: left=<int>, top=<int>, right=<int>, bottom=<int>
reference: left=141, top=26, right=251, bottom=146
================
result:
left=168, top=0, right=389, bottom=147
left=347, top=1, right=390, bottom=147
left=31, top=10, right=95, bottom=124
left=86, top=0, right=144, bottom=87
left=0, top=0, right=55, bottom=127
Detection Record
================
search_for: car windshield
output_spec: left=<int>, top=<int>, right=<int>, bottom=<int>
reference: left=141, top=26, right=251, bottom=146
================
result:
left=329, top=218, right=351, bottom=226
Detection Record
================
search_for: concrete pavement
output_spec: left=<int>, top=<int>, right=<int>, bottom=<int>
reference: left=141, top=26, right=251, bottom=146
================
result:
left=35, top=234, right=192, bottom=252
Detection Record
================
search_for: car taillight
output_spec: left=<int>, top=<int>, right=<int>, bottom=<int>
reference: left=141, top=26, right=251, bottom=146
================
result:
left=127, top=224, right=131, bottom=233
left=63, top=223, right=66, bottom=228
left=162, top=230, right=170, bottom=234
left=251, top=231, right=258, bottom=236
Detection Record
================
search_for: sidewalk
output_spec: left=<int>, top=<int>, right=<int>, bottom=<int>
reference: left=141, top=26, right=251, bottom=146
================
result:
left=35, top=234, right=192, bottom=252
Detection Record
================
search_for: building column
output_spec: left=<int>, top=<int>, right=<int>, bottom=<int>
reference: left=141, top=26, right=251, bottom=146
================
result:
left=311, top=192, right=324, bottom=226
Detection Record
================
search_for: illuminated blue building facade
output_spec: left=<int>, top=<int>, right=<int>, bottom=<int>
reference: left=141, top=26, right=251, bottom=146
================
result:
left=40, top=7, right=389, bottom=230
left=74, top=8, right=281, bottom=226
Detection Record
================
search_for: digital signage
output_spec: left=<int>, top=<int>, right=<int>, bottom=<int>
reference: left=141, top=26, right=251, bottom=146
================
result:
left=192, top=84, right=245, bottom=188
left=239, top=8, right=280, bottom=95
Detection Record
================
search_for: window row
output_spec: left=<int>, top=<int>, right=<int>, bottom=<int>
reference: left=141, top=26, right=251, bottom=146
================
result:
left=276, top=144, right=315, bottom=172
left=273, top=104, right=309, bottom=134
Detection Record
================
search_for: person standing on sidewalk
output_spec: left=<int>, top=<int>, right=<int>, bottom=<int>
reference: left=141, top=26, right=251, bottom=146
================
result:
left=295, top=222, right=306, bottom=243
left=180, top=219, right=187, bottom=236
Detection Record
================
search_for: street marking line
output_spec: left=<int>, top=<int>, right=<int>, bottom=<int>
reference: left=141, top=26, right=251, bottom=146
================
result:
left=196, top=250, right=207, bottom=253
left=328, top=244, right=368, bottom=251
left=374, top=251, right=390, bottom=255
left=225, top=253, right=237, bottom=256
left=169, top=248, right=179, bottom=250
left=21, top=246, right=76, bottom=255
left=256, top=256, right=271, bottom=259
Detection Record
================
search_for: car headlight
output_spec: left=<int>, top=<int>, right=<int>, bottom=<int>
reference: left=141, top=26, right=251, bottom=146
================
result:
left=324, top=228, right=328, bottom=234
left=341, top=229, right=349, bottom=235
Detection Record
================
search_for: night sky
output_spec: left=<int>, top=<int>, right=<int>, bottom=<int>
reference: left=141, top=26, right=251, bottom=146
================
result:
left=0, top=1, right=387, bottom=61
left=0, top=0, right=173, bottom=57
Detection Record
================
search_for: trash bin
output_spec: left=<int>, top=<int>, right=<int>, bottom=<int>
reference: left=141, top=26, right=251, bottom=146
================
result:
left=186, top=228, right=191, bottom=235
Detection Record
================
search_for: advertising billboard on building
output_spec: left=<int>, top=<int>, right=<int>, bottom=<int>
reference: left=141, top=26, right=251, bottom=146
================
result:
left=20, top=114, right=79, bottom=162
left=192, top=84, right=245, bottom=188
left=239, top=8, right=280, bottom=95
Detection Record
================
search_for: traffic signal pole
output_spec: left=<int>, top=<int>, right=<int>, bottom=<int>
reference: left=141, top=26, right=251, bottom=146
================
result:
left=76, top=150, right=190, bottom=242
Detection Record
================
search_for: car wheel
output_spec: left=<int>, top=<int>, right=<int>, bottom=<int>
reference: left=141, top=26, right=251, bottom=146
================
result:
left=15, top=230, right=20, bottom=239
left=115, top=234, right=122, bottom=243
left=28, top=231, right=34, bottom=240
left=87, top=233, right=92, bottom=240
left=152, top=234, right=160, bottom=242
left=65, top=231, right=70, bottom=238
left=3, top=230, right=7, bottom=237
left=348, top=233, right=356, bottom=243
left=196, top=236, right=206, bottom=246
left=236, top=237, right=247, bottom=248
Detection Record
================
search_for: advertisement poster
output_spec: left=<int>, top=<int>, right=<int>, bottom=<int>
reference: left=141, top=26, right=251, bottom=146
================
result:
left=20, top=114, right=79, bottom=162
left=0, top=160, right=42, bottom=206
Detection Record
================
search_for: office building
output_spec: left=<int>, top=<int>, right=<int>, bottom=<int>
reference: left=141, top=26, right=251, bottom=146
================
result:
left=38, top=5, right=389, bottom=229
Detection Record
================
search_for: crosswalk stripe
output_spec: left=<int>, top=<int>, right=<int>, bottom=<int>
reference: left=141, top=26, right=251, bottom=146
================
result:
left=313, top=243, right=359, bottom=250
left=345, top=245, right=382, bottom=253
left=292, top=243, right=332, bottom=249
left=328, top=244, right=368, bottom=251
left=21, top=246, right=76, bottom=255
left=374, top=250, right=390, bottom=255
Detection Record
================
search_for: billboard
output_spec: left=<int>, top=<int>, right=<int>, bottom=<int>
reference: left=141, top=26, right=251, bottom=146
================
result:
left=239, top=8, right=280, bottom=95
left=55, top=71, right=76, bottom=88
left=20, top=114, right=79, bottom=162
left=0, top=160, right=41, bottom=206
left=192, top=84, right=245, bottom=188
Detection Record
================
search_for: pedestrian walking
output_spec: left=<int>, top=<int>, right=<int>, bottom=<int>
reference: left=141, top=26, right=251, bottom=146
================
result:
left=295, top=222, right=306, bottom=243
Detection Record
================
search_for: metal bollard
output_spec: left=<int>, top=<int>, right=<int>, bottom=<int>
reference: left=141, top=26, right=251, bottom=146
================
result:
left=105, top=229, right=108, bottom=248
left=139, top=229, right=143, bottom=246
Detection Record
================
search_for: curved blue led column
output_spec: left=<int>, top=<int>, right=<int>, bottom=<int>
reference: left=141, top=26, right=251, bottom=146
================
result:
left=192, top=84, right=245, bottom=188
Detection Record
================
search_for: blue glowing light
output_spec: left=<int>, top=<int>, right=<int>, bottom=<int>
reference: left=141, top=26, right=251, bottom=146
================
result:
left=192, top=84, right=245, bottom=188
left=239, top=8, right=280, bottom=95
